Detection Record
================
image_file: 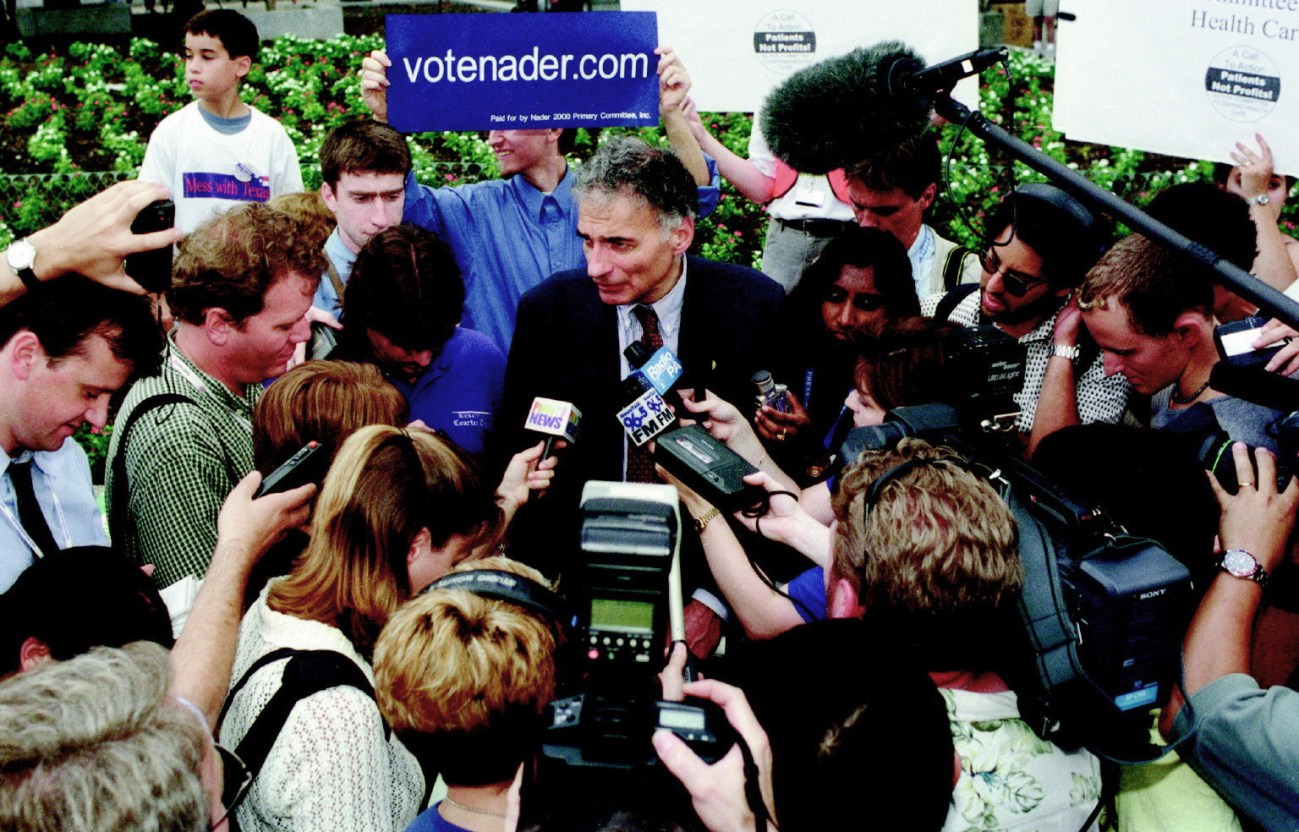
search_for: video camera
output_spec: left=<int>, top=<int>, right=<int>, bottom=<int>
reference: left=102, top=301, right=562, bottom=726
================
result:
left=537, top=483, right=734, bottom=801
left=842, top=402, right=1194, bottom=756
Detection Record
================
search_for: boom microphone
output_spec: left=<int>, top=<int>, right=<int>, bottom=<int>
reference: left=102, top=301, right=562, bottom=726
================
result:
left=898, top=47, right=1008, bottom=99
left=760, top=40, right=931, bottom=175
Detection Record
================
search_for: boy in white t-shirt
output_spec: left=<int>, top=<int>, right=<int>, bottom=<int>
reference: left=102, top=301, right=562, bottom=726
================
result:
left=138, top=10, right=303, bottom=233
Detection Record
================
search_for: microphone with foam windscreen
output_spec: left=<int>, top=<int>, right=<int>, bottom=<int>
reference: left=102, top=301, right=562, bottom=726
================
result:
left=760, top=40, right=933, bottom=175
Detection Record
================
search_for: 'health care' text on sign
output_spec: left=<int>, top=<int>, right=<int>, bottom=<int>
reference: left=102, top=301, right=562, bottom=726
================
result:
left=386, top=12, right=660, bottom=133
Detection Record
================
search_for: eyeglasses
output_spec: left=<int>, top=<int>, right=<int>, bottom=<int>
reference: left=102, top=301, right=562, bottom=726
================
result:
left=980, top=246, right=1048, bottom=297
left=823, top=286, right=889, bottom=312
left=210, top=743, right=252, bottom=831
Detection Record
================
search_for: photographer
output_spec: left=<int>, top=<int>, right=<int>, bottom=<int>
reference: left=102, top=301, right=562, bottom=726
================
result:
left=1167, top=443, right=1299, bottom=830
left=922, top=185, right=1122, bottom=455
left=825, top=438, right=1101, bottom=829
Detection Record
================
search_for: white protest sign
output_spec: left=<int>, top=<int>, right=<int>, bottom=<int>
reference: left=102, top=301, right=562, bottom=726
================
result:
left=621, top=0, right=980, bottom=113
left=1054, top=0, right=1299, bottom=175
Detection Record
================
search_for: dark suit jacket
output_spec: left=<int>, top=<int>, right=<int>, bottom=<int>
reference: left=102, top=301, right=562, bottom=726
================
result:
left=500, top=255, right=785, bottom=575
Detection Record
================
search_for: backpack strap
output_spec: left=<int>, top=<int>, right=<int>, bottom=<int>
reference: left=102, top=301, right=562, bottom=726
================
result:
left=218, top=648, right=388, bottom=816
left=942, top=246, right=975, bottom=292
left=109, top=392, right=196, bottom=545
left=323, top=258, right=345, bottom=302
left=933, top=281, right=980, bottom=323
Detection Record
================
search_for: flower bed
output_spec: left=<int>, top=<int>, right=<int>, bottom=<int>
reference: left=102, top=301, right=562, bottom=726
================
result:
left=1, top=37, right=1294, bottom=269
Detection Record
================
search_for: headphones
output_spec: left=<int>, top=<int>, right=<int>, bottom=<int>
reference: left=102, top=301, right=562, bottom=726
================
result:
left=420, top=569, right=569, bottom=628
left=1013, top=183, right=1099, bottom=236
left=861, top=454, right=973, bottom=514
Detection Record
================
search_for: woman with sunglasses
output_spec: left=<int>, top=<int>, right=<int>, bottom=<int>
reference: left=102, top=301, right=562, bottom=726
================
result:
left=218, top=425, right=503, bottom=832
left=756, top=226, right=919, bottom=482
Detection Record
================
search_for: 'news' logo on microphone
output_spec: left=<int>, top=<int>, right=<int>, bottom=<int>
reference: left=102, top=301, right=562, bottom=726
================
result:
left=526, top=398, right=581, bottom=441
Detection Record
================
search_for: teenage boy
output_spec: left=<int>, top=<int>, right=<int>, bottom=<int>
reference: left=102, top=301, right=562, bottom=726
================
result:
left=138, top=9, right=303, bottom=233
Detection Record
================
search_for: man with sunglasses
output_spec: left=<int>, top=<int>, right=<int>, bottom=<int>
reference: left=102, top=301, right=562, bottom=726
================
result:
left=921, top=184, right=1129, bottom=454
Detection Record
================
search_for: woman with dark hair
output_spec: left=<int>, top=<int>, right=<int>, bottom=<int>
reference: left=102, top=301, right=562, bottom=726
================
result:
left=757, top=226, right=918, bottom=482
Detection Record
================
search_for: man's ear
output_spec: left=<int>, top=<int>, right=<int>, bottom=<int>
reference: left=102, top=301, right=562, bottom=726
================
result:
left=406, top=527, right=432, bottom=566
left=1172, top=310, right=1210, bottom=347
left=7, top=331, right=42, bottom=381
left=827, top=577, right=866, bottom=620
left=545, top=128, right=563, bottom=146
left=234, top=54, right=252, bottom=81
left=320, top=181, right=338, bottom=213
left=18, top=637, right=52, bottom=672
left=916, top=182, right=938, bottom=213
left=203, top=308, right=236, bottom=346
left=670, top=216, right=696, bottom=257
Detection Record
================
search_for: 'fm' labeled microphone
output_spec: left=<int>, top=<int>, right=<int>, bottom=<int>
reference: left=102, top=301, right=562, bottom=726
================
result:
left=618, top=343, right=680, bottom=447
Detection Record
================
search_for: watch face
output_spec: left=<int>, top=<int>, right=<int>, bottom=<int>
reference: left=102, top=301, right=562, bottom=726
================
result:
left=1222, top=549, right=1258, bottom=578
left=7, top=239, right=35, bottom=271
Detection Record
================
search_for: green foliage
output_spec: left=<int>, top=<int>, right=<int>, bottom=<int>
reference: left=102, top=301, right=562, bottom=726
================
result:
left=2, top=36, right=1297, bottom=273
left=72, top=423, right=113, bottom=483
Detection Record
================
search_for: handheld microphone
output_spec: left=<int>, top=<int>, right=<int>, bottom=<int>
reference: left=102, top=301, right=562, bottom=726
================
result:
left=618, top=345, right=678, bottom=447
left=761, top=40, right=933, bottom=174
left=1209, top=362, right=1299, bottom=415
left=523, top=397, right=581, bottom=460
left=626, top=343, right=685, bottom=395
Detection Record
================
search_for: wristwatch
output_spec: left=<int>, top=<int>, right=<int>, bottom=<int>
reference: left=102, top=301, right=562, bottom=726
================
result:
left=5, top=238, right=39, bottom=290
left=1219, top=548, right=1271, bottom=590
left=1246, top=193, right=1271, bottom=206
left=693, top=506, right=722, bottom=534
left=1051, top=343, right=1081, bottom=362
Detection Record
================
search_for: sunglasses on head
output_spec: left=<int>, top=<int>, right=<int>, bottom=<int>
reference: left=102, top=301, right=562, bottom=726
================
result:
left=823, top=285, right=889, bottom=312
left=980, top=247, right=1048, bottom=297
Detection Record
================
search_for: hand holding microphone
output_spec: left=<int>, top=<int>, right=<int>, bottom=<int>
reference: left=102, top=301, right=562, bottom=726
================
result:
left=523, top=397, right=581, bottom=502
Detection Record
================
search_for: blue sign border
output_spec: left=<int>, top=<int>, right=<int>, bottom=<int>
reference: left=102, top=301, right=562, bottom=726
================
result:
left=386, top=12, right=660, bottom=133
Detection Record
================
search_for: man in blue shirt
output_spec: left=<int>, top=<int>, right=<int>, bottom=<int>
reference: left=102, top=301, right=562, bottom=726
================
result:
left=314, top=120, right=410, bottom=318
left=340, top=224, right=504, bottom=458
left=0, top=275, right=162, bottom=592
left=358, top=47, right=718, bottom=354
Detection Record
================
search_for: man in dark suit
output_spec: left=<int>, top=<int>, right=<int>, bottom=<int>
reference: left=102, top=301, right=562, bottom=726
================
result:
left=501, top=136, right=783, bottom=644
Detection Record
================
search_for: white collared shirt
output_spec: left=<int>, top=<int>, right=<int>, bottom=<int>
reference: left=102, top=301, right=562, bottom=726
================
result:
left=615, top=256, right=689, bottom=378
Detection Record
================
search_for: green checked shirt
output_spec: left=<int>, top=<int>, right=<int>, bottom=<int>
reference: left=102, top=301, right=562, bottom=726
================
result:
left=105, top=332, right=260, bottom=588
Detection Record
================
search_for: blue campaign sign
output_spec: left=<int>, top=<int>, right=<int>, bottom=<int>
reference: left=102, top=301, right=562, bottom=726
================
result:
left=386, top=12, right=660, bottom=133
